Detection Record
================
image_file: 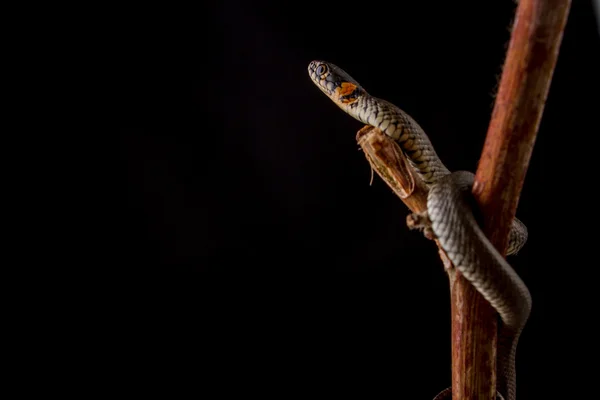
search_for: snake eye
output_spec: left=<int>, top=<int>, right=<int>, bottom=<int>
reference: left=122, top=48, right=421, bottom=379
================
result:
left=316, top=64, right=328, bottom=75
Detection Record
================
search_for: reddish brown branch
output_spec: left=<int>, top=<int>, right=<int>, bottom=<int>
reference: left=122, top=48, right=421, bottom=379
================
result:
left=358, top=126, right=457, bottom=276
left=356, top=3, right=570, bottom=398
left=452, top=1, right=572, bottom=399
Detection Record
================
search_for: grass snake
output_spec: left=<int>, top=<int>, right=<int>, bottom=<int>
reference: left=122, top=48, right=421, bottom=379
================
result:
left=308, top=60, right=532, bottom=400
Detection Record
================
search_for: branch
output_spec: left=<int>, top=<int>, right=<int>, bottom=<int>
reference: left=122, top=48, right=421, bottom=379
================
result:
left=453, top=1, right=571, bottom=399
left=356, top=3, right=570, bottom=398
left=357, top=126, right=428, bottom=214
left=357, top=126, right=456, bottom=283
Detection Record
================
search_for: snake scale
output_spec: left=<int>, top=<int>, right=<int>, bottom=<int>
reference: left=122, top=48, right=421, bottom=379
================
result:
left=308, top=61, right=532, bottom=400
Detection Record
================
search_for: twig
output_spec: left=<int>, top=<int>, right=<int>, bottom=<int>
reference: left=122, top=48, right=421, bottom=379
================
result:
left=357, top=126, right=456, bottom=282
left=453, top=1, right=572, bottom=399
left=357, top=126, right=429, bottom=213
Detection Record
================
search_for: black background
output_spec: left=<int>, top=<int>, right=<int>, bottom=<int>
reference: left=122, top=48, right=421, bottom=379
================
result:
left=119, top=1, right=599, bottom=398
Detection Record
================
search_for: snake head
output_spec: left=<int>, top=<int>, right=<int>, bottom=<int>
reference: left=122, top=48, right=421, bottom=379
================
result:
left=308, top=60, right=365, bottom=105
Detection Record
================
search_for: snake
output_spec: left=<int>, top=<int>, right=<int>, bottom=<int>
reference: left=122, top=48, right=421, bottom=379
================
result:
left=308, top=60, right=532, bottom=400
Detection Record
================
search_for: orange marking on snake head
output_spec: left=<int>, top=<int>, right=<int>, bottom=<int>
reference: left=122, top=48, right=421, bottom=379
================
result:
left=335, top=82, right=359, bottom=104
left=339, top=82, right=357, bottom=96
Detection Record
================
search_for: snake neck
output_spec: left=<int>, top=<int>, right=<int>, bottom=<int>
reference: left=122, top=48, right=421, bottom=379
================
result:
left=342, top=94, right=450, bottom=185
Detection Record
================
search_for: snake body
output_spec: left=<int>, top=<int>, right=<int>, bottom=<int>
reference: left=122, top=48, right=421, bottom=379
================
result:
left=308, top=60, right=531, bottom=400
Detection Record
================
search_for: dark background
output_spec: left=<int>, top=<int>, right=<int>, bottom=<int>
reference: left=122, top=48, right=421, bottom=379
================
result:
left=119, top=1, right=599, bottom=398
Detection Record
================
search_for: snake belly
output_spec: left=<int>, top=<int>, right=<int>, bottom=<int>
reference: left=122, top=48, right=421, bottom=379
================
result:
left=308, top=60, right=532, bottom=400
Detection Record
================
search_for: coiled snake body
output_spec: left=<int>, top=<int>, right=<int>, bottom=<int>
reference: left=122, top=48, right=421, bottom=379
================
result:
left=308, top=61, right=531, bottom=400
